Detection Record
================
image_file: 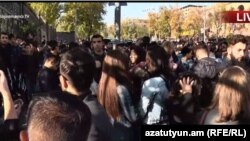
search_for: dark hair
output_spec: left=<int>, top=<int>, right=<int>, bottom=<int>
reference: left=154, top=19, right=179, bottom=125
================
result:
left=59, top=44, right=69, bottom=54
left=181, top=46, right=192, bottom=57
left=148, top=41, right=158, bottom=49
left=16, top=35, right=24, bottom=40
left=91, top=34, right=103, bottom=42
left=26, top=92, right=91, bottom=141
left=8, top=33, right=15, bottom=40
left=228, top=34, right=247, bottom=46
left=45, top=53, right=59, bottom=66
left=48, top=40, right=58, bottom=50
left=218, top=41, right=228, bottom=52
left=103, top=39, right=111, bottom=45
left=142, top=36, right=150, bottom=44
left=130, top=46, right=145, bottom=64
left=60, top=48, right=95, bottom=92
left=238, top=5, right=244, bottom=11
left=0, top=32, right=8, bottom=36
left=146, top=45, right=170, bottom=77
left=82, top=41, right=91, bottom=49
left=68, top=42, right=79, bottom=50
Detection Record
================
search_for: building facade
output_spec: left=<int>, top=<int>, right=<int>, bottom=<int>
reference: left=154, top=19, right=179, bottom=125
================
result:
left=0, top=2, right=56, bottom=42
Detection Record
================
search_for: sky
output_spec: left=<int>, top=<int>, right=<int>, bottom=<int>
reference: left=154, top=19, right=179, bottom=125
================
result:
left=103, top=2, right=215, bottom=25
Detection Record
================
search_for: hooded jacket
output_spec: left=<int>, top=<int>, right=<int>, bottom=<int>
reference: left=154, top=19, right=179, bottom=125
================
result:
left=193, top=57, right=218, bottom=79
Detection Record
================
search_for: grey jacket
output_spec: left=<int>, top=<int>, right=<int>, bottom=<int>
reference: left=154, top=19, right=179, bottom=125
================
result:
left=117, top=85, right=138, bottom=127
left=114, top=85, right=140, bottom=141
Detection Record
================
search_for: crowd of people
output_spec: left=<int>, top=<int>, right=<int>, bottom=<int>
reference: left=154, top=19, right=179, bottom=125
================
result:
left=0, top=32, right=250, bottom=141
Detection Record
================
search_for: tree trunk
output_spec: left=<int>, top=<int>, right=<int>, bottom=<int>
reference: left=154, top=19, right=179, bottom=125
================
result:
left=46, top=21, right=49, bottom=41
left=87, top=22, right=92, bottom=41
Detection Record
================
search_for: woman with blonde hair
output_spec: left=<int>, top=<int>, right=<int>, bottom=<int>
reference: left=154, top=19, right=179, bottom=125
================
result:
left=199, top=66, right=250, bottom=124
left=170, top=66, right=250, bottom=124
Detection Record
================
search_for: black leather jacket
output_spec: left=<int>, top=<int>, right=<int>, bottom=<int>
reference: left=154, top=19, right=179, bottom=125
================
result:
left=36, top=67, right=60, bottom=93
left=193, top=57, right=218, bottom=79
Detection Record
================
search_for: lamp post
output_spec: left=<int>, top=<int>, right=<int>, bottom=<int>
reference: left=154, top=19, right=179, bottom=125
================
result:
left=114, top=3, right=121, bottom=41
left=109, top=2, right=127, bottom=42
left=203, top=6, right=206, bottom=42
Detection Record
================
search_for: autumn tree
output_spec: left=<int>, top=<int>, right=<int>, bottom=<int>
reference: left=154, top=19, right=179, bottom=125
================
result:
left=207, top=4, right=226, bottom=39
left=158, top=7, right=171, bottom=38
left=168, top=7, right=184, bottom=38
left=147, top=12, right=159, bottom=38
left=100, top=24, right=109, bottom=39
left=121, top=20, right=136, bottom=40
left=147, top=7, right=172, bottom=40
left=29, top=3, right=62, bottom=27
left=29, top=2, right=62, bottom=39
left=181, top=7, right=203, bottom=38
left=58, top=3, right=106, bottom=40
left=107, top=25, right=115, bottom=39
left=228, top=7, right=236, bottom=34
left=134, top=22, right=148, bottom=39
left=121, top=19, right=148, bottom=40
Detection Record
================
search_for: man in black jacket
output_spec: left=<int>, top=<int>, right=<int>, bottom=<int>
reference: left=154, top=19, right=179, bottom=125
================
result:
left=36, top=54, right=60, bottom=93
left=193, top=44, right=218, bottom=79
left=192, top=44, right=218, bottom=108
left=59, top=48, right=116, bottom=141
left=91, top=34, right=105, bottom=84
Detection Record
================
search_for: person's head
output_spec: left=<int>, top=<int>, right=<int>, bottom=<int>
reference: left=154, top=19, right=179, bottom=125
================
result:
left=106, top=42, right=113, bottom=51
left=16, top=36, right=24, bottom=46
left=8, top=33, right=16, bottom=46
left=48, top=40, right=59, bottom=54
left=145, top=46, right=169, bottom=75
left=23, top=42, right=36, bottom=55
left=227, top=34, right=247, bottom=62
left=162, top=41, right=175, bottom=55
left=103, top=39, right=111, bottom=46
left=59, top=48, right=95, bottom=95
left=181, top=46, right=193, bottom=60
left=135, top=37, right=143, bottom=46
left=212, top=66, right=250, bottom=122
left=82, top=41, right=91, bottom=49
left=58, top=44, right=68, bottom=55
left=142, top=36, right=150, bottom=45
left=91, top=34, right=104, bottom=55
left=20, top=92, right=91, bottom=141
left=68, top=41, right=79, bottom=50
left=43, top=54, right=59, bottom=70
left=129, top=46, right=145, bottom=65
left=193, top=44, right=209, bottom=60
left=98, top=50, right=130, bottom=121
left=0, top=32, right=9, bottom=45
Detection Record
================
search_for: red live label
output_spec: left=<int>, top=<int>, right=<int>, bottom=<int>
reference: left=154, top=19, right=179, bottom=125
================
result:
left=222, top=11, right=250, bottom=23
